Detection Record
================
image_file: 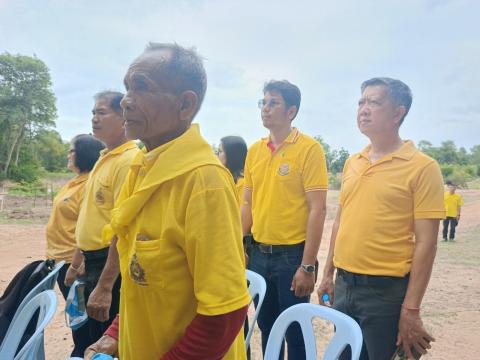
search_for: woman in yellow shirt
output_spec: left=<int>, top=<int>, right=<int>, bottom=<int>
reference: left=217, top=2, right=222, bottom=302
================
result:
left=45, top=134, right=104, bottom=357
left=217, top=136, right=248, bottom=205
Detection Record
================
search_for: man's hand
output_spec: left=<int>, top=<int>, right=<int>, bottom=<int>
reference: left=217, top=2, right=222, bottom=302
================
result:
left=87, top=285, right=112, bottom=322
left=317, top=274, right=335, bottom=306
left=396, top=308, right=435, bottom=358
left=64, top=262, right=84, bottom=287
left=84, top=335, right=118, bottom=360
left=291, top=268, right=315, bottom=297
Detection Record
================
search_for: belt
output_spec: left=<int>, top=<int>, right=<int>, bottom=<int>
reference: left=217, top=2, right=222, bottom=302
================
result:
left=81, top=247, right=109, bottom=262
left=252, top=239, right=304, bottom=254
left=337, top=268, right=409, bottom=288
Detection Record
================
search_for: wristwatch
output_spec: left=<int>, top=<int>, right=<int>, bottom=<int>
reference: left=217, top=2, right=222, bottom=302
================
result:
left=301, top=264, right=316, bottom=274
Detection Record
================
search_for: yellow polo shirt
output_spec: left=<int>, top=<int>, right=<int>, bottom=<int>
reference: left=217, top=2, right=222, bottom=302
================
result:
left=244, top=128, right=328, bottom=245
left=236, top=176, right=245, bottom=207
left=444, top=192, right=464, bottom=217
left=114, top=125, right=250, bottom=360
left=46, top=173, right=88, bottom=262
left=75, top=141, right=138, bottom=251
left=334, top=141, right=445, bottom=277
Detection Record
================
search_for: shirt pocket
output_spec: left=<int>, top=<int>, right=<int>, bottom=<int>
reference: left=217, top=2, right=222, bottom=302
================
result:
left=129, top=238, right=165, bottom=289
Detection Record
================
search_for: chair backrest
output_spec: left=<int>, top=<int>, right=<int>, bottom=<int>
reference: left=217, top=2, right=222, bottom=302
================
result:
left=0, top=290, right=57, bottom=360
left=0, top=261, right=64, bottom=357
left=245, top=269, right=267, bottom=351
left=264, top=303, right=363, bottom=360
left=17, top=261, right=64, bottom=314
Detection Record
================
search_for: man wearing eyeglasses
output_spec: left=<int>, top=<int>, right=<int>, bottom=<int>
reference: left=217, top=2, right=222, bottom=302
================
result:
left=241, top=80, right=328, bottom=359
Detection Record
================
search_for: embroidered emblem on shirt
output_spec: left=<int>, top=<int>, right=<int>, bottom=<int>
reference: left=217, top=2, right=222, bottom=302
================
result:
left=95, top=189, right=105, bottom=205
left=130, top=254, right=147, bottom=286
left=278, top=163, right=290, bottom=176
left=136, top=233, right=150, bottom=241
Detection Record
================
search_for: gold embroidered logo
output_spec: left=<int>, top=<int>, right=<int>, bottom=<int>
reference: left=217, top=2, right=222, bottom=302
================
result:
left=129, top=254, right=147, bottom=286
left=278, top=163, right=290, bottom=176
left=95, top=189, right=105, bottom=205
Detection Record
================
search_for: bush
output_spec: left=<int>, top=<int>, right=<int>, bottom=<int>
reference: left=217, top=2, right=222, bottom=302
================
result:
left=442, top=164, right=476, bottom=188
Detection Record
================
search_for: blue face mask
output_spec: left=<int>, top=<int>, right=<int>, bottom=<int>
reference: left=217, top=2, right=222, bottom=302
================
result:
left=65, top=280, right=88, bottom=330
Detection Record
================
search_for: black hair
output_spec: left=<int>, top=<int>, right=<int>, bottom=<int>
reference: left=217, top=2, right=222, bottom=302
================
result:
left=71, top=134, right=105, bottom=172
left=94, top=91, right=124, bottom=116
left=263, top=80, right=301, bottom=120
left=361, top=77, right=412, bottom=124
left=144, top=42, right=207, bottom=117
left=220, top=136, right=248, bottom=183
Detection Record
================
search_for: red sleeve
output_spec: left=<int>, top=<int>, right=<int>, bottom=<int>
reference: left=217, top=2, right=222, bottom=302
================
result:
left=161, top=306, right=248, bottom=360
left=104, top=314, right=119, bottom=340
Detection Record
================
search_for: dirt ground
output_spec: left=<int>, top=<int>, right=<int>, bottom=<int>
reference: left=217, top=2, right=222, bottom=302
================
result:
left=0, top=190, right=479, bottom=359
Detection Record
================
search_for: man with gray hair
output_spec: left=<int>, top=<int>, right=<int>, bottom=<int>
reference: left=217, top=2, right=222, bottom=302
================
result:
left=317, top=78, right=445, bottom=359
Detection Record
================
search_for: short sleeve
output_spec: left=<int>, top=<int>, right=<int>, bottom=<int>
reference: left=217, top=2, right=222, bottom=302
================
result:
left=338, top=158, right=351, bottom=207
left=413, top=161, right=445, bottom=219
left=243, top=147, right=254, bottom=190
left=302, top=142, right=328, bottom=192
left=185, top=185, right=250, bottom=316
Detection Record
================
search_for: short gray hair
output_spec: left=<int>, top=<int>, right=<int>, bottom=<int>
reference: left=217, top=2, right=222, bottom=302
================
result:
left=94, top=91, right=124, bottom=116
left=361, top=77, right=412, bottom=124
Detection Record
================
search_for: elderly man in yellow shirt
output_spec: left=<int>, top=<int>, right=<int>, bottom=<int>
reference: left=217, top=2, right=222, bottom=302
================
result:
left=64, top=91, right=138, bottom=355
left=442, top=182, right=464, bottom=241
left=318, top=78, right=445, bottom=359
left=84, top=43, right=250, bottom=360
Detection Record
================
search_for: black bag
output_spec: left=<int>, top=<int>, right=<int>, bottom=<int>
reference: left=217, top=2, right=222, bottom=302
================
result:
left=0, top=259, right=54, bottom=346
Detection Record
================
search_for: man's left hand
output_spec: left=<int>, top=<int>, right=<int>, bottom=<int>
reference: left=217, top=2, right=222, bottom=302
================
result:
left=87, top=285, right=112, bottom=322
left=291, top=267, right=315, bottom=297
left=396, top=308, right=435, bottom=358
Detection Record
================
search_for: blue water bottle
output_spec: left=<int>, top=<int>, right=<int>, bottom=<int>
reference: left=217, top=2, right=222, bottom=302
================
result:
left=91, top=354, right=114, bottom=360
left=322, top=293, right=331, bottom=307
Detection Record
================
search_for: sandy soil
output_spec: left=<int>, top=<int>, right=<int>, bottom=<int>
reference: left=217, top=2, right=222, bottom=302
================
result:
left=0, top=190, right=479, bottom=359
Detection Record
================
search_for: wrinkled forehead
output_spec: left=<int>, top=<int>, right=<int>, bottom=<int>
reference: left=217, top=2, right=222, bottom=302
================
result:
left=361, top=85, right=389, bottom=100
left=125, top=49, right=172, bottom=83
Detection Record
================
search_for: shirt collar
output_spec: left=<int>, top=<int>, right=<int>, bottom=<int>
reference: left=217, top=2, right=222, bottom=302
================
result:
left=262, top=127, right=300, bottom=146
left=68, top=173, right=89, bottom=187
left=357, top=140, right=417, bottom=161
left=100, top=140, right=138, bottom=157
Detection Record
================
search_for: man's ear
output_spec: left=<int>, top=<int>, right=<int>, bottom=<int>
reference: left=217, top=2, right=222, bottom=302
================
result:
left=287, top=105, right=298, bottom=121
left=393, top=105, right=406, bottom=126
left=179, top=90, right=198, bottom=122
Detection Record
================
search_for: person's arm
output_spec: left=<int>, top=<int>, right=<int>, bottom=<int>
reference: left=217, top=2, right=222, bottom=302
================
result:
left=291, top=190, right=327, bottom=297
left=397, top=218, right=439, bottom=358
left=84, top=315, right=119, bottom=360
left=161, top=305, right=248, bottom=360
left=86, top=236, right=120, bottom=322
left=240, top=187, right=252, bottom=236
left=317, top=206, right=341, bottom=305
left=64, top=247, right=85, bottom=287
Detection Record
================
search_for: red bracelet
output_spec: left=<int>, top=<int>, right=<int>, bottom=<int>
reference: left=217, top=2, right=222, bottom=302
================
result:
left=401, top=304, right=420, bottom=312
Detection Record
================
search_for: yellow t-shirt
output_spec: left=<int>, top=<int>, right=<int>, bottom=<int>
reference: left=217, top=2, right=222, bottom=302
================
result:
left=46, top=173, right=88, bottom=262
left=236, top=176, right=245, bottom=207
left=444, top=192, right=464, bottom=217
left=244, top=128, right=328, bottom=245
left=75, top=141, right=138, bottom=251
left=334, top=141, right=445, bottom=277
left=114, top=125, right=250, bottom=360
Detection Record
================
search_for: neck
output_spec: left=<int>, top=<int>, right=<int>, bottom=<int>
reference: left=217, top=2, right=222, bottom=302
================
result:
left=369, top=132, right=403, bottom=157
left=143, top=125, right=190, bottom=152
left=269, top=125, right=292, bottom=147
left=105, top=136, right=129, bottom=151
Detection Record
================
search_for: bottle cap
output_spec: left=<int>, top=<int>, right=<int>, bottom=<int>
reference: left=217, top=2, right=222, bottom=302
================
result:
left=322, top=293, right=330, bottom=302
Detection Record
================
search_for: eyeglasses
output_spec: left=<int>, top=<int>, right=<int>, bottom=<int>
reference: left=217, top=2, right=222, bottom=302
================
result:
left=257, top=99, right=284, bottom=109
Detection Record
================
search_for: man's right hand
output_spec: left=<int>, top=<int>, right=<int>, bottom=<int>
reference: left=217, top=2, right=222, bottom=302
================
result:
left=64, top=262, right=84, bottom=287
left=317, top=275, right=335, bottom=306
left=84, top=335, right=118, bottom=360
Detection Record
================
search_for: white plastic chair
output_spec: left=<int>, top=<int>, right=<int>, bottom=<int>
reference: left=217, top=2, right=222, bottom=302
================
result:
left=0, top=290, right=57, bottom=360
left=245, top=269, right=267, bottom=351
left=0, top=261, right=64, bottom=359
left=264, top=303, right=363, bottom=360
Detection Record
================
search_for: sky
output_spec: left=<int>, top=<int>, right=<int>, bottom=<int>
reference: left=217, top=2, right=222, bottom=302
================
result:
left=1, top=0, right=479, bottom=153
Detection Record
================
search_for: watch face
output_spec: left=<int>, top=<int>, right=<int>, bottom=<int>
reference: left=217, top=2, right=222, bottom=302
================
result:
left=303, top=265, right=315, bottom=273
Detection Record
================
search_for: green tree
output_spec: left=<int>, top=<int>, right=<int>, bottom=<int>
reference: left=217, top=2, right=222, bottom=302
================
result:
left=0, top=53, right=57, bottom=178
left=33, top=129, right=68, bottom=172
left=314, top=136, right=349, bottom=174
